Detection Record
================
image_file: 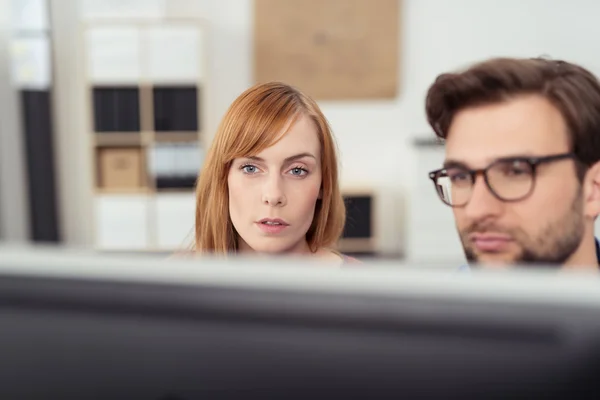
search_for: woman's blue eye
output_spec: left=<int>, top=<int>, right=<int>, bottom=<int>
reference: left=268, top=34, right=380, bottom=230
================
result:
left=290, top=167, right=308, bottom=176
left=241, top=165, right=257, bottom=174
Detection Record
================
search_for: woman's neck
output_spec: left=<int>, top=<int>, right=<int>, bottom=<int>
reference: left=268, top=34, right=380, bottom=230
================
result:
left=238, top=239, right=342, bottom=261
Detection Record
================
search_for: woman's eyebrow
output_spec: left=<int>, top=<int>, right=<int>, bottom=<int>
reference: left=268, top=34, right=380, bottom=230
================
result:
left=244, top=152, right=317, bottom=163
left=284, top=152, right=317, bottom=162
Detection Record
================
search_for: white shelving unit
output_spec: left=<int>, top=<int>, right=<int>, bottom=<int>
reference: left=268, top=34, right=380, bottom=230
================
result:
left=81, top=16, right=208, bottom=253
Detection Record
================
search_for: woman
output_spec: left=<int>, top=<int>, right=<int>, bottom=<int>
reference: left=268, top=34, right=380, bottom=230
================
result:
left=194, top=82, right=358, bottom=263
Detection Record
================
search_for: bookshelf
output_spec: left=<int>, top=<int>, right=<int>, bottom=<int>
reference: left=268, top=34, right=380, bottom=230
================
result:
left=82, top=18, right=207, bottom=252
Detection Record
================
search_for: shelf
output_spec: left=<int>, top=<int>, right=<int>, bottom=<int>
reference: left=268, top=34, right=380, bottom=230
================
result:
left=155, top=175, right=197, bottom=190
left=85, top=19, right=207, bottom=254
left=94, top=186, right=196, bottom=195
left=155, top=187, right=196, bottom=194
left=94, top=132, right=144, bottom=147
left=95, top=187, right=153, bottom=195
left=154, top=131, right=199, bottom=143
left=88, top=79, right=202, bottom=86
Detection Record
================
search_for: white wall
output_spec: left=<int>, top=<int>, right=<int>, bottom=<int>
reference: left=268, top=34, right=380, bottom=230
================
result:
left=65, top=0, right=600, bottom=257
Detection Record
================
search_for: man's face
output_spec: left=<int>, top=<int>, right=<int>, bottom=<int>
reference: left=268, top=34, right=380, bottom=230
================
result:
left=444, top=94, right=586, bottom=266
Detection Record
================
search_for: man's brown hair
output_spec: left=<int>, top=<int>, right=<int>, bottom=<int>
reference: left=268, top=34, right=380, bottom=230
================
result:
left=425, top=57, right=600, bottom=173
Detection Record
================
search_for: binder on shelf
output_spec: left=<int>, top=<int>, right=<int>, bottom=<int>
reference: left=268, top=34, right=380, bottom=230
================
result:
left=148, top=142, right=201, bottom=190
left=153, top=86, right=198, bottom=131
left=93, top=86, right=141, bottom=132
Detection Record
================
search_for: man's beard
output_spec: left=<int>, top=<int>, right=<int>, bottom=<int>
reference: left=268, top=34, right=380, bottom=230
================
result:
left=460, top=192, right=585, bottom=267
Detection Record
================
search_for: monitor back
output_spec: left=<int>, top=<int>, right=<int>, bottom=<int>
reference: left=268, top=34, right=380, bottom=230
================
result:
left=1, top=252, right=600, bottom=399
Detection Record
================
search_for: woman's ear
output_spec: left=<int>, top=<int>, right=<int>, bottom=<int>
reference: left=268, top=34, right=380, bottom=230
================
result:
left=584, top=161, right=600, bottom=219
left=318, top=187, right=323, bottom=199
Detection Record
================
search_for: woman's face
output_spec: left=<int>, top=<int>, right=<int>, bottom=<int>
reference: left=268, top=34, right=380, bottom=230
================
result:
left=227, top=114, right=322, bottom=254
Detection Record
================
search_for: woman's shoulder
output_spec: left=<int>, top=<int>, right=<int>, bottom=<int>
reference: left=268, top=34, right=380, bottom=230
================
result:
left=317, top=248, right=362, bottom=265
left=340, top=254, right=362, bottom=264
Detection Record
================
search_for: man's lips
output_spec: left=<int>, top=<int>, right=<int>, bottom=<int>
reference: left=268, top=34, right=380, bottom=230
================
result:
left=470, top=233, right=513, bottom=252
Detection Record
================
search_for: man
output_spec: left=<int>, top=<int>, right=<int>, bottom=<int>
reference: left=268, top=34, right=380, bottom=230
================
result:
left=425, top=57, right=600, bottom=269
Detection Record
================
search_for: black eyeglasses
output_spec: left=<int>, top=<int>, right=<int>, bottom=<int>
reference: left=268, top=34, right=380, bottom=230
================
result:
left=428, top=153, right=577, bottom=207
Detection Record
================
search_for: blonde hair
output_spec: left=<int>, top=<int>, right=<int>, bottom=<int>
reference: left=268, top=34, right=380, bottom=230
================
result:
left=194, top=82, right=346, bottom=255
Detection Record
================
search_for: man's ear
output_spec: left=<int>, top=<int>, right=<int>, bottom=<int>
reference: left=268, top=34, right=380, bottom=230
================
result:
left=584, top=161, right=600, bottom=219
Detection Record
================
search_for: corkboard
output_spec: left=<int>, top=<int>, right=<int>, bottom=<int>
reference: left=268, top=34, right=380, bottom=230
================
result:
left=254, top=0, right=400, bottom=100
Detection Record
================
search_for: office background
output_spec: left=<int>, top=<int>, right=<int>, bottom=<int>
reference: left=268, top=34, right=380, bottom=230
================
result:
left=1, top=0, right=599, bottom=265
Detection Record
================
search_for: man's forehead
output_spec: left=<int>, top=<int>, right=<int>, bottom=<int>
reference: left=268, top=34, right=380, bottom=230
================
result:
left=444, top=96, right=571, bottom=165
left=444, top=144, right=541, bottom=167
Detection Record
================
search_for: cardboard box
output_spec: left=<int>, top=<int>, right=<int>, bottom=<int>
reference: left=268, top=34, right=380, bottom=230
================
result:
left=98, top=147, right=145, bottom=189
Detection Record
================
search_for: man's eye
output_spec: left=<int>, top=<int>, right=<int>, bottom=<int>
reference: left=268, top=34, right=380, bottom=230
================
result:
left=501, top=161, right=532, bottom=176
left=448, top=172, right=470, bottom=183
left=507, top=168, right=527, bottom=176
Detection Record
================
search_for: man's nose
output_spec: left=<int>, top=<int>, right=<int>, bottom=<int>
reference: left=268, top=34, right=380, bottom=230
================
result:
left=463, top=175, right=503, bottom=222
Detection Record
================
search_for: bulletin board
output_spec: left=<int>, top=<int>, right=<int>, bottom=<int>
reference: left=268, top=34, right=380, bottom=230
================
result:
left=254, top=0, right=400, bottom=100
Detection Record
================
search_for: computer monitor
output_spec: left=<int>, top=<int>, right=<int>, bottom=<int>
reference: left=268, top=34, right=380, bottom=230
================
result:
left=1, top=246, right=600, bottom=399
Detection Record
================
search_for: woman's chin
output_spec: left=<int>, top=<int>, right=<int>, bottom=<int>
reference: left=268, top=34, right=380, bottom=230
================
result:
left=241, top=238, right=305, bottom=256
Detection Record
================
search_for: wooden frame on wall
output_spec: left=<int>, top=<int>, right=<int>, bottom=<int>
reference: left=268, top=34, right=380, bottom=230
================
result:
left=254, top=0, right=400, bottom=100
